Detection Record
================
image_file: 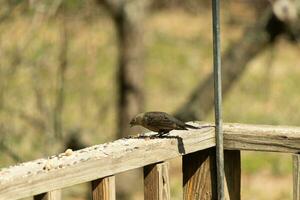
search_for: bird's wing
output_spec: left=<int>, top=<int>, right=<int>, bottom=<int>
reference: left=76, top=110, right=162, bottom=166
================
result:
left=145, top=112, right=185, bottom=130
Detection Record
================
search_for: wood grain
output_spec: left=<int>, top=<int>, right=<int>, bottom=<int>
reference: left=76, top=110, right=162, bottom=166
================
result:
left=1, top=122, right=300, bottom=199
left=144, top=162, right=170, bottom=200
left=293, top=154, right=300, bottom=200
left=91, top=176, right=115, bottom=200
left=182, top=148, right=217, bottom=200
left=223, top=123, right=300, bottom=153
left=0, top=122, right=214, bottom=200
left=224, top=150, right=241, bottom=200
left=33, top=190, right=61, bottom=200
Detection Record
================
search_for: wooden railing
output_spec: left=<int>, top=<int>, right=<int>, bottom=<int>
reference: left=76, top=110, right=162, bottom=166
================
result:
left=0, top=122, right=300, bottom=200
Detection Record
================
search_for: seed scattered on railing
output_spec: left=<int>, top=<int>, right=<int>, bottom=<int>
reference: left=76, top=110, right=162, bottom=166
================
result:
left=43, top=160, right=53, bottom=171
left=64, top=149, right=73, bottom=156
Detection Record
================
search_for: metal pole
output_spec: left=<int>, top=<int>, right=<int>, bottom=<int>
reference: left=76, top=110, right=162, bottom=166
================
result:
left=212, top=0, right=224, bottom=199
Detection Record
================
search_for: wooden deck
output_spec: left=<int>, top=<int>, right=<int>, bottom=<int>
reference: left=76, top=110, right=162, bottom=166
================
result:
left=0, top=122, right=300, bottom=200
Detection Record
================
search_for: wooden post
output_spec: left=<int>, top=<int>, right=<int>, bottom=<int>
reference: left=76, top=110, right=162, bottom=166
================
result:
left=293, top=154, right=300, bottom=200
left=144, top=162, right=170, bottom=200
left=224, top=150, right=241, bottom=200
left=91, top=176, right=116, bottom=200
left=182, top=148, right=217, bottom=200
left=33, top=190, right=61, bottom=200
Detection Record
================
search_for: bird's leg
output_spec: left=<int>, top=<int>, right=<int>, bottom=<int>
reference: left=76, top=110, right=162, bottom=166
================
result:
left=157, top=130, right=169, bottom=137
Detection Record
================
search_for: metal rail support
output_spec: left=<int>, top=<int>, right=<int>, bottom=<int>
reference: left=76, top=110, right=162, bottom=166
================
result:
left=212, top=0, right=225, bottom=199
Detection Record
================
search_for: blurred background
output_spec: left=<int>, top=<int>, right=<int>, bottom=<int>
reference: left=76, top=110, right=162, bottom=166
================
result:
left=0, top=0, right=299, bottom=199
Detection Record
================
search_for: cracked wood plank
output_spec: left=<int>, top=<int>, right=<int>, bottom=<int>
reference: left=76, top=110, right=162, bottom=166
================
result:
left=0, top=122, right=214, bottom=200
left=1, top=123, right=300, bottom=199
left=144, top=162, right=170, bottom=200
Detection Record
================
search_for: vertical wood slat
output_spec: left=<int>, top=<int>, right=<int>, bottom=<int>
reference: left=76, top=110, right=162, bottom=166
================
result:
left=293, top=154, right=300, bottom=200
left=33, top=190, right=61, bottom=200
left=182, top=148, right=241, bottom=200
left=224, top=150, right=241, bottom=200
left=91, top=176, right=116, bottom=200
left=144, top=162, right=170, bottom=200
left=182, top=148, right=217, bottom=200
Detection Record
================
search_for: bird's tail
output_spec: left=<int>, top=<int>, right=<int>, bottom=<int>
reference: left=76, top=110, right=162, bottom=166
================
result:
left=184, top=123, right=199, bottom=129
left=185, top=124, right=215, bottom=129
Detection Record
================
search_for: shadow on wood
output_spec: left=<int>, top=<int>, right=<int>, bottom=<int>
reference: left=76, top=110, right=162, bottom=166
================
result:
left=182, top=148, right=217, bottom=200
left=34, top=190, right=61, bottom=200
left=144, top=162, right=170, bottom=200
left=224, top=150, right=241, bottom=200
left=91, top=176, right=116, bottom=200
left=293, top=154, right=300, bottom=200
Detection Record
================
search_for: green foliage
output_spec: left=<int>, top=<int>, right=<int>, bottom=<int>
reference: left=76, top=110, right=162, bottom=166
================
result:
left=242, top=152, right=292, bottom=176
left=0, top=5, right=299, bottom=199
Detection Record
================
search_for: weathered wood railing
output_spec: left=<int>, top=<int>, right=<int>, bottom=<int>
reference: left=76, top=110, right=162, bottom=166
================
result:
left=0, top=123, right=300, bottom=200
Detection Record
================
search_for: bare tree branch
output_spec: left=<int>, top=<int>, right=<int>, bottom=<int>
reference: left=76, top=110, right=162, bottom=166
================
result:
left=0, top=142, right=23, bottom=162
left=53, top=5, right=68, bottom=140
left=175, top=6, right=300, bottom=121
left=0, top=125, right=23, bottom=162
left=174, top=9, right=278, bottom=120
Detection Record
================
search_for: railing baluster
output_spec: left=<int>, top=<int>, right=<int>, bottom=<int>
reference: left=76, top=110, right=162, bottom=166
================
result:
left=33, top=190, right=61, bottom=200
left=224, top=150, right=241, bottom=200
left=182, top=148, right=217, bottom=199
left=144, top=162, right=170, bottom=200
left=91, top=176, right=116, bottom=200
left=293, top=154, right=300, bottom=200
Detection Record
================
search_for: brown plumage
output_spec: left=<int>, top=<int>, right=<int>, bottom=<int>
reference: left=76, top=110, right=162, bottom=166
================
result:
left=130, top=111, right=198, bottom=136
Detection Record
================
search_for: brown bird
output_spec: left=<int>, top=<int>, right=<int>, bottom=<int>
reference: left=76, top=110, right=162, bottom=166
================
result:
left=130, top=111, right=199, bottom=136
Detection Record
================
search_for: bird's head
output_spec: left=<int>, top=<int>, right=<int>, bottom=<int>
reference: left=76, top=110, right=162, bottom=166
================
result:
left=130, top=113, right=144, bottom=127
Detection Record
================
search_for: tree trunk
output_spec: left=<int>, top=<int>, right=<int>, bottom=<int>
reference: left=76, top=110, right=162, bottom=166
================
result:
left=99, top=0, right=148, bottom=138
left=175, top=9, right=291, bottom=121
